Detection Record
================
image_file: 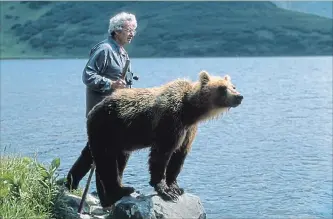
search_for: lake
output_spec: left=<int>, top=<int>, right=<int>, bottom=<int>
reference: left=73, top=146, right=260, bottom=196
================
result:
left=1, top=56, right=332, bottom=219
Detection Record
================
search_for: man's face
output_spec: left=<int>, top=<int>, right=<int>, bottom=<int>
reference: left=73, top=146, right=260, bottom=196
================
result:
left=116, top=21, right=136, bottom=46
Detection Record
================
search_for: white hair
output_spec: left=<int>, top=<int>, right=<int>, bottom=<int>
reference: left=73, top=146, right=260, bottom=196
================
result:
left=108, top=12, right=137, bottom=35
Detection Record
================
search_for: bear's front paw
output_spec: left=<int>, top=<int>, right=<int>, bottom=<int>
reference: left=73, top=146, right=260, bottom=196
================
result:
left=154, top=180, right=179, bottom=202
left=168, top=181, right=184, bottom=196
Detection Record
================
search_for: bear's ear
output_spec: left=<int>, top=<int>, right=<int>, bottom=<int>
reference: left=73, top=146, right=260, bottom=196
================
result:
left=199, top=70, right=210, bottom=86
left=224, top=75, right=231, bottom=81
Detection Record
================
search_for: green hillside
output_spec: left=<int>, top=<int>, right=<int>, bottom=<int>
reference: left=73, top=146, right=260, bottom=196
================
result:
left=273, top=1, right=333, bottom=19
left=0, top=1, right=332, bottom=59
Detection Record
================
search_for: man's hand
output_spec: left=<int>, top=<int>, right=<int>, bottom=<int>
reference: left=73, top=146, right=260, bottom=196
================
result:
left=111, top=79, right=127, bottom=89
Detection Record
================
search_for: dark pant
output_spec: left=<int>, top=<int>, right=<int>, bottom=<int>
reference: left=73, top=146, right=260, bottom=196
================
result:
left=66, top=89, right=114, bottom=204
left=67, top=89, right=105, bottom=189
left=66, top=142, right=110, bottom=205
left=65, top=142, right=93, bottom=190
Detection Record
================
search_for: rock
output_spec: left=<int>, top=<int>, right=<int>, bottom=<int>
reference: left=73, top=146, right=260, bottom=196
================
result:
left=110, top=193, right=206, bottom=219
left=52, top=189, right=102, bottom=219
left=55, top=190, right=206, bottom=219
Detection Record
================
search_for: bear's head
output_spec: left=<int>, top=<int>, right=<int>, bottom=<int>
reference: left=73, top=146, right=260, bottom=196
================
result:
left=197, top=70, right=243, bottom=116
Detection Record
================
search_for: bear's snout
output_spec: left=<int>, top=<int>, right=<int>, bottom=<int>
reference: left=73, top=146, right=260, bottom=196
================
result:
left=236, top=95, right=243, bottom=102
left=233, top=94, right=243, bottom=106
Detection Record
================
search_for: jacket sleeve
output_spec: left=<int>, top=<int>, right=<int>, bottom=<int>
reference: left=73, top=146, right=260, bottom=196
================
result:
left=82, top=46, right=112, bottom=93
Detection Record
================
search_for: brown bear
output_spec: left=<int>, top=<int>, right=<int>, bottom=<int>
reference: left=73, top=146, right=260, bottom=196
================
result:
left=86, top=70, right=243, bottom=208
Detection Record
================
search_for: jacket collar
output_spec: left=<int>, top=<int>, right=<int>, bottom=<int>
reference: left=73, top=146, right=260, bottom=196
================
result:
left=108, top=36, right=127, bottom=56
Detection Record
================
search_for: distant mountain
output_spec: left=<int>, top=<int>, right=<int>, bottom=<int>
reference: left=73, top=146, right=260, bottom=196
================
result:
left=0, top=1, right=332, bottom=59
left=273, top=1, right=333, bottom=18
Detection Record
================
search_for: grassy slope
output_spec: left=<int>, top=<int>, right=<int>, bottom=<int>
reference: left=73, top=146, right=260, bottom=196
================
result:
left=273, top=1, right=333, bottom=19
left=0, top=154, right=84, bottom=219
left=0, top=155, right=59, bottom=218
left=0, top=2, right=54, bottom=58
left=0, top=1, right=332, bottom=59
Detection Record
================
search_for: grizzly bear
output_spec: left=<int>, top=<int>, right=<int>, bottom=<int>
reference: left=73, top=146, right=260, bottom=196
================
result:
left=86, top=70, right=243, bottom=207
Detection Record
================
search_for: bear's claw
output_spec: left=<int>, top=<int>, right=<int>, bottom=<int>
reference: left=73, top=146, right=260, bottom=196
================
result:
left=154, top=181, right=180, bottom=202
left=168, top=181, right=184, bottom=196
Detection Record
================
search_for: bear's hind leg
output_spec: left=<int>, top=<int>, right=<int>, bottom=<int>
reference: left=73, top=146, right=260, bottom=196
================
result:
left=117, top=151, right=134, bottom=193
left=166, top=125, right=197, bottom=196
left=90, top=145, right=133, bottom=207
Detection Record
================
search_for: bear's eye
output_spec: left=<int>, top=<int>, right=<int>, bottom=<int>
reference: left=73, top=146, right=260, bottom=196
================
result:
left=218, top=86, right=227, bottom=95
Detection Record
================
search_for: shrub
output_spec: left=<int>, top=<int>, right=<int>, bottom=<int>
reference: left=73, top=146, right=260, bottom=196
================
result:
left=11, top=23, right=21, bottom=30
left=27, top=1, right=51, bottom=10
left=5, top=15, right=13, bottom=19
left=0, top=155, right=63, bottom=218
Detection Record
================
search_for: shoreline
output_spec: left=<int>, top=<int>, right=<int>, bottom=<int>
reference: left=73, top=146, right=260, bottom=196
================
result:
left=1, top=54, right=333, bottom=61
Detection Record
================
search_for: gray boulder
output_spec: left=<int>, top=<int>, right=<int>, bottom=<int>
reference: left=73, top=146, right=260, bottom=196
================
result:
left=56, top=190, right=206, bottom=219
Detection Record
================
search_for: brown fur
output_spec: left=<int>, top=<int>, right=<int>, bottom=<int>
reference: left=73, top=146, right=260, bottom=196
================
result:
left=87, top=70, right=243, bottom=207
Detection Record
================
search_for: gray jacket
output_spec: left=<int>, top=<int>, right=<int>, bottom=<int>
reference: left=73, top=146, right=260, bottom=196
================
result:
left=82, top=36, right=132, bottom=117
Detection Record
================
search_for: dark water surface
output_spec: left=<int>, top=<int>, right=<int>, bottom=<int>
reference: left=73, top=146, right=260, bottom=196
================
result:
left=1, top=57, right=332, bottom=219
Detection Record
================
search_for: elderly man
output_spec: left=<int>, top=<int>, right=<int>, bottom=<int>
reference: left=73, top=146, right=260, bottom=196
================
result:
left=65, top=12, right=138, bottom=198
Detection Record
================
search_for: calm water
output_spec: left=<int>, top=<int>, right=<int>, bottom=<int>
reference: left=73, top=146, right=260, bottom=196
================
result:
left=1, top=57, right=332, bottom=219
